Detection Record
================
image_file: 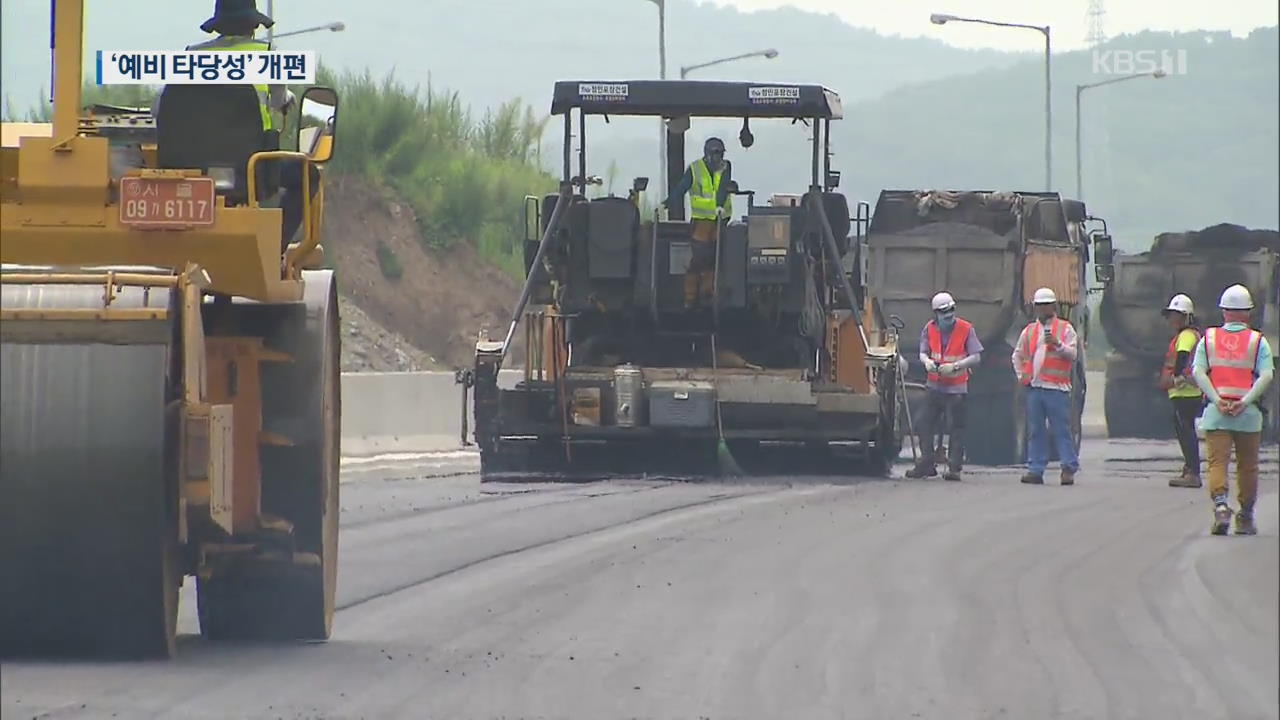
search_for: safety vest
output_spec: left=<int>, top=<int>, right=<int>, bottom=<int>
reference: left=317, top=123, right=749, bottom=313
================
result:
left=926, top=318, right=974, bottom=388
left=1019, top=318, right=1073, bottom=387
left=1204, top=326, right=1262, bottom=401
left=689, top=158, right=731, bottom=221
left=1160, top=327, right=1201, bottom=392
left=186, top=35, right=275, bottom=130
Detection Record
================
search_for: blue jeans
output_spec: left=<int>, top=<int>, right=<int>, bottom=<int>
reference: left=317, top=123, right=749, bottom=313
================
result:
left=1026, top=386, right=1079, bottom=475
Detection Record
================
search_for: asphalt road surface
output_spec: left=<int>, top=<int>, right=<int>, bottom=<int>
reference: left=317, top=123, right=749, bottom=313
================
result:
left=4, top=440, right=1277, bottom=720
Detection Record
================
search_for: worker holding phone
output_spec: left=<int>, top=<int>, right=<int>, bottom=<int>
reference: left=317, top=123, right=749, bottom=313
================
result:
left=1011, top=287, right=1080, bottom=486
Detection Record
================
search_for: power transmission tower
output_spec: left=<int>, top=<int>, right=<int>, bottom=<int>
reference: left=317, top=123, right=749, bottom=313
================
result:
left=1086, top=0, right=1107, bottom=48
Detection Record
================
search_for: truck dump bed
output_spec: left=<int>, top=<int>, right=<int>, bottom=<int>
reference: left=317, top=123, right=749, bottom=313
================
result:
left=1101, top=229, right=1278, bottom=360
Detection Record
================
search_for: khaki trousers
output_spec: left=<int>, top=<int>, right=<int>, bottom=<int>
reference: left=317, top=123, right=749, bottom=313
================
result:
left=684, top=219, right=718, bottom=306
left=1204, top=430, right=1261, bottom=512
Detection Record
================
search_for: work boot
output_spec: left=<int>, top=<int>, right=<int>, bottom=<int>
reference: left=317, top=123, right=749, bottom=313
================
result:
left=1168, top=470, right=1202, bottom=488
left=1020, top=472, right=1044, bottom=485
left=943, top=465, right=962, bottom=482
left=1211, top=502, right=1232, bottom=536
left=1060, top=468, right=1076, bottom=486
left=1234, top=510, right=1257, bottom=536
left=905, top=463, right=937, bottom=479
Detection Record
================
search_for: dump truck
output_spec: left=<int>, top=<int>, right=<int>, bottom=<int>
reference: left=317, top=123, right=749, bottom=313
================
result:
left=865, top=190, right=1110, bottom=465
left=460, top=80, right=904, bottom=479
left=1096, top=224, right=1279, bottom=441
left=1, top=0, right=341, bottom=658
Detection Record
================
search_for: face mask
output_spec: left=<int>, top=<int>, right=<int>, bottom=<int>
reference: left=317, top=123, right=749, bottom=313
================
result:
left=936, top=311, right=956, bottom=330
left=1036, top=306, right=1055, bottom=322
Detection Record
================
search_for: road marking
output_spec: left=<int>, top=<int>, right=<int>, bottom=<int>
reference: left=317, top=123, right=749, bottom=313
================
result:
left=341, top=450, right=477, bottom=466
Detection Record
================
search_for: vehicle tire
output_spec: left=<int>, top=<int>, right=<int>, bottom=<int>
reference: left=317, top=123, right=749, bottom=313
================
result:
left=199, top=271, right=340, bottom=641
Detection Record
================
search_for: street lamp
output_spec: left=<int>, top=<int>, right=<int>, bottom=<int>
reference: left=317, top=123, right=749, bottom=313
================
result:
left=680, top=49, right=779, bottom=79
left=265, top=0, right=345, bottom=44
left=1075, top=69, right=1165, bottom=199
left=931, top=12, right=1052, bottom=191
left=271, top=22, right=346, bottom=41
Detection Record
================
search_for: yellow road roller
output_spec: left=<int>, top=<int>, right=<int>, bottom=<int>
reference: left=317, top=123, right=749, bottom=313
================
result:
left=1, top=0, right=341, bottom=658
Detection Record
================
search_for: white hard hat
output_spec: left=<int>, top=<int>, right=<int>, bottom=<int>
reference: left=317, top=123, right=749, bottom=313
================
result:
left=1032, top=287, right=1057, bottom=304
left=1218, top=284, right=1254, bottom=310
left=1164, top=293, right=1194, bottom=315
left=931, top=291, right=956, bottom=311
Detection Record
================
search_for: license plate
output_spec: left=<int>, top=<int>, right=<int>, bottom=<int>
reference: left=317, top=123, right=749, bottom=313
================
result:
left=119, top=177, right=215, bottom=229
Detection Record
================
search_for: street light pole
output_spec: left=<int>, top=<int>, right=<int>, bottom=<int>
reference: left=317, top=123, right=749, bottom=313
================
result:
left=931, top=13, right=1051, bottom=190
left=680, top=49, right=779, bottom=79
left=1075, top=70, right=1166, bottom=200
left=1043, top=27, right=1051, bottom=192
left=646, top=0, right=668, bottom=203
left=267, top=0, right=274, bottom=45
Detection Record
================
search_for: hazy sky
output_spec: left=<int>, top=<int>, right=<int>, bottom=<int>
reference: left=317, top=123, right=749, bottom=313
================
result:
left=711, top=0, right=1279, bottom=51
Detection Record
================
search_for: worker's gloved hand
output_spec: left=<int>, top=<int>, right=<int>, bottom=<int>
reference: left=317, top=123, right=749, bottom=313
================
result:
left=939, top=363, right=957, bottom=377
left=923, top=359, right=938, bottom=374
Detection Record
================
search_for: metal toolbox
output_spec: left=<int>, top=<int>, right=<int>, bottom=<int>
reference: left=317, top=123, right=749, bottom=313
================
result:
left=647, top=380, right=716, bottom=428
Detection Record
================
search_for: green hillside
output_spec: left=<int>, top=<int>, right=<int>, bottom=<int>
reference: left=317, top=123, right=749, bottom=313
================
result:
left=840, top=28, right=1279, bottom=251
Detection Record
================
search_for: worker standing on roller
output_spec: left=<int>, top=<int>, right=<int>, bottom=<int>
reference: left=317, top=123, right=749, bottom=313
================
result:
left=1012, top=287, right=1080, bottom=485
left=1192, top=284, right=1274, bottom=536
left=1159, top=294, right=1204, bottom=488
left=180, top=0, right=313, bottom=249
left=905, top=292, right=983, bottom=481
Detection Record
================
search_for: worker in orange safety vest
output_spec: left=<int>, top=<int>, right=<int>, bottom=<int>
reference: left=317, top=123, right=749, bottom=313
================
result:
left=905, top=291, right=983, bottom=481
left=1011, top=287, right=1079, bottom=486
left=1192, top=284, right=1274, bottom=536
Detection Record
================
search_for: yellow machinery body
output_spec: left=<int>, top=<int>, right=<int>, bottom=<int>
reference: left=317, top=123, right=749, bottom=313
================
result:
left=1, top=0, right=341, bottom=658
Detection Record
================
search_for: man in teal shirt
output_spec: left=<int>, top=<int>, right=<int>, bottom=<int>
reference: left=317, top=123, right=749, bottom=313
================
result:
left=1191, top=284, right=1274, bottom=535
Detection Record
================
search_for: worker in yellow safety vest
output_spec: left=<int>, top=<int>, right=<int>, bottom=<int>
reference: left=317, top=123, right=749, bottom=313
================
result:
left=186, top=0, right=293, bottom=131
left=665, top=137, right=734, bottom=308
left=1011, top=287, right=1080, bottom=486
left=1159, top=294, right=1204, bottom=489
left=177, top=0, right=318, bottom=250
left=1192, top=284, right=1274, bottom=536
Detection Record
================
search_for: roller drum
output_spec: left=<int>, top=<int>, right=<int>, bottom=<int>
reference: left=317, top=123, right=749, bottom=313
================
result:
left=0, top=281, right=179, bottom=658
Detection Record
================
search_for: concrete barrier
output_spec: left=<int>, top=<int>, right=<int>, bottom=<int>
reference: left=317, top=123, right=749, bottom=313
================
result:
left=1084, top=370, right=1106, bottom=438
left=340, top=370, right=520, bottom=456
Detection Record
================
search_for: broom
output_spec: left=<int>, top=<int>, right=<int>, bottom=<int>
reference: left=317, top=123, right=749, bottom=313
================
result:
left=707, top=214, right=743, bottom=477
left=710, top=332, right=744, bottom=477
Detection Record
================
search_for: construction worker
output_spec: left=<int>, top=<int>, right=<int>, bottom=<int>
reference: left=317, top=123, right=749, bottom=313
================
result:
left=185, top=0, right=313, bottom=249
left=905, top=292, right=983, bottom=481
left=1192, top=284, right=1274, bottom=535
left=665, top=137, right=733, bottom=307
left=187, top=0, right=292, bottom=131
left=1159, top=294, right=1204, bottom=488
left=1011, top=287, right=1080, bottom=485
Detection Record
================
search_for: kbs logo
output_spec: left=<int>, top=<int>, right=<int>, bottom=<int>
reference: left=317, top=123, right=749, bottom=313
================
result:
left=1092, top=49, right=1188, bottom=76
